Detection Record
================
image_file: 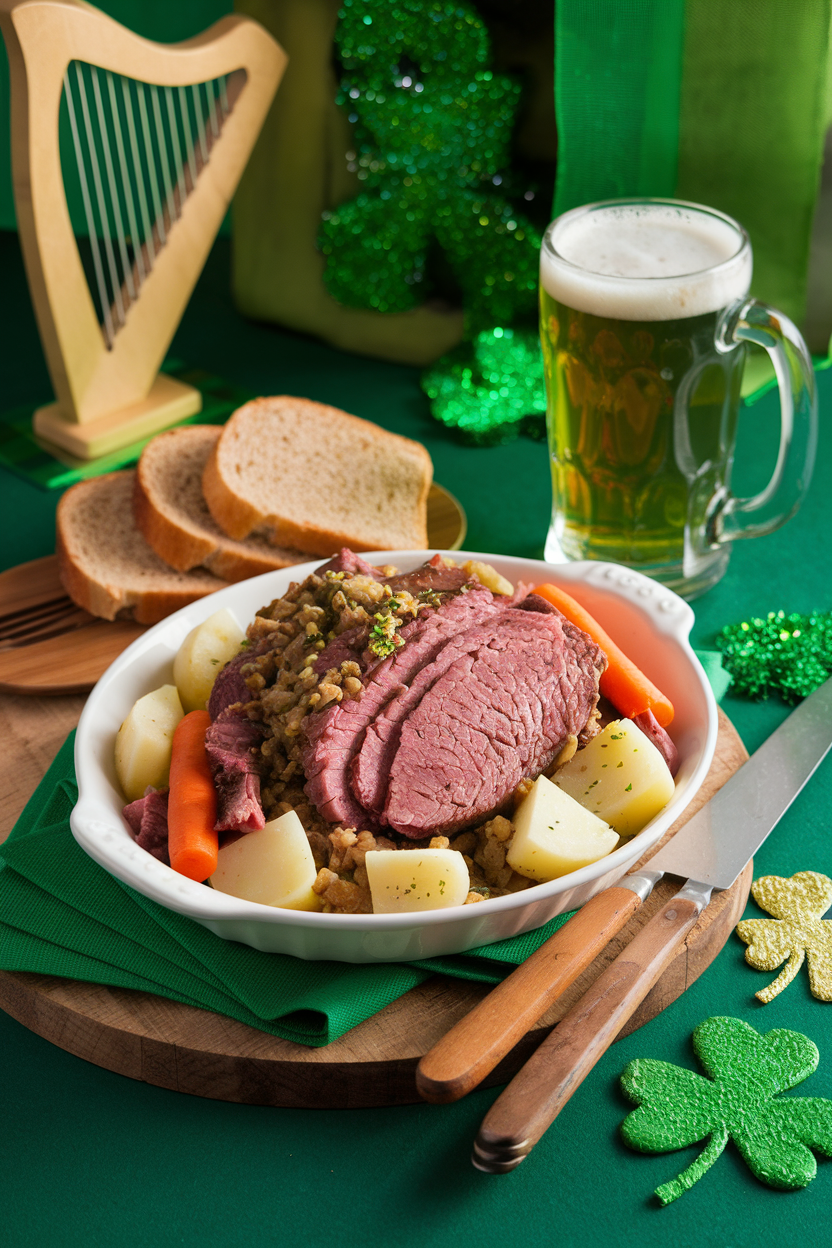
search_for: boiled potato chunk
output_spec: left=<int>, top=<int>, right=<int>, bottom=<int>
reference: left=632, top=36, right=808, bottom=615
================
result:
left=461, top=560, right=514, bottom=596
left=506, top=774, right=619, bottom=882
left=173, top=608, right=245, bottom=713
left=555, top=719, right=675, bottom=838
left=365, top=848, right=470, bottom=913
left=114, top=684, right=184, bottom=802
left=209, top=811, right=321, bottom=911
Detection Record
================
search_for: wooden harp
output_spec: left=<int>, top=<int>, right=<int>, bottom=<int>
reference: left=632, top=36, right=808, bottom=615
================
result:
left=0, top=0, right=285, bottom=459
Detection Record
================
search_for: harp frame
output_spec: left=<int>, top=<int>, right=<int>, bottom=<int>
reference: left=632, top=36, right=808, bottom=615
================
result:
left=0, top=0, right=286, bottom=458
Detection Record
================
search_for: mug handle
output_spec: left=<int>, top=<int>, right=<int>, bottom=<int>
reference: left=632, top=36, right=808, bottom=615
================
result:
left=709, top=298, right=818, bottom=545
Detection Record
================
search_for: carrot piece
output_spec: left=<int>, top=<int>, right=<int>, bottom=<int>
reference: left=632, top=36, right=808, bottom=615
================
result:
left=167, top=709, right=218, bottom=881
left=532, top=583, right=675, bottom=727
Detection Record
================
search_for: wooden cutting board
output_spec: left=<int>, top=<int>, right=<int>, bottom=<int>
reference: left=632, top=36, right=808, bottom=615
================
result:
left=0, top=482, right=467, bottom=695
left=0, top=690, right=751, bottom=1108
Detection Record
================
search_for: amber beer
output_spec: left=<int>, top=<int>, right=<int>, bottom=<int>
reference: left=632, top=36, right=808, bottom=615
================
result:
left=540, top=200, right=753, bottom=596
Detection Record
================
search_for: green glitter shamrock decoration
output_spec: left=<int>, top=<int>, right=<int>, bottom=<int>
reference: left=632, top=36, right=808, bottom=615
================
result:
left=320, top=0, right=547, bottom=444
left=321, top=0, right=539, bottom=326
left=620, top=1016, right=832, bottom=1205
left=716, top=610, right=832, bottom=703
left=422, top=326, right=546, bottom=445
left=736, top=872, right=832, bottom=1004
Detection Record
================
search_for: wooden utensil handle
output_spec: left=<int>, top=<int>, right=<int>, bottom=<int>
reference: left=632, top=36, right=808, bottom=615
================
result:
left=472, top=883, right=711, bottom=1172
left=416, top=885, right=644, bottom=1104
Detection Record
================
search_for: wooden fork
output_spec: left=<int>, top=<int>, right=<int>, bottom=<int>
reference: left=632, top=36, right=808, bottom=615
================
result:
left=0, top=555, right=143, bottom=695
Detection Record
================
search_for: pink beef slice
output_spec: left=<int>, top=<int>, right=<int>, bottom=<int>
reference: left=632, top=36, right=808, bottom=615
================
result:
left=632, top=710, right=679, bottom=776
left=382, top=554, right=470, bottom=595
left=205, top=711, right=266, bottom=833
left=380, top=609, right=605, bottom=838
left=122, top=788, right=170, bottom=864
left=313, top=624, right=370, bottom=677
left=317, top=548, right=384, bottom=578
left=300, top=586, right=504, bottom=827
left=208, top=652, right=252, bottom=720
left=353, top=602, right=533, bottom=815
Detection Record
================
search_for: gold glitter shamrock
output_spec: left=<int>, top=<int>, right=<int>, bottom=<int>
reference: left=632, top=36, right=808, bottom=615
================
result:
left=621, top=1016, right=832, bottom=1205
left=736, top=872, right=832, bottom=1003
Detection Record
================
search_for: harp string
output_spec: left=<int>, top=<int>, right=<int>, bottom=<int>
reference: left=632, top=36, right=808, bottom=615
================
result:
left=63, top=67, right=115, bottom=346
left=90, top=66, right=135, bottom=304
left=60, top=64, right=233, bottom=346
left=121, top=75, right=156, bottom=269
left=107, top=71, right=146, bottom=288
left=74, top=62, right=125, bottom=336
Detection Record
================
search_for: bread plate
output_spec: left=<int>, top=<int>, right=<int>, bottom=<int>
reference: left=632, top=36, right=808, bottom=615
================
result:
left=70, top=551, right=717, bottom=963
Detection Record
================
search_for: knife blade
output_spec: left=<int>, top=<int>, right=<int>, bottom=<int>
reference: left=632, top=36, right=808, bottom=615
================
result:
left=470, top=677, right=832, bottom=1173
left=647, top=675, right=832, bottom=888
left=418, top=678, right=832, bottom=1109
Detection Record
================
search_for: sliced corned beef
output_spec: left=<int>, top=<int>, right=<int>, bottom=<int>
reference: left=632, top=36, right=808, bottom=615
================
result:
left=205, top=711, right=266, bottom=833
left=317, top=548, right=383, bottom=578
left=300, top=585, right=502, bottom=827
left=632, top=710, right=679, bottom=776
left=382, top=553, right=470, bottom=595
left=123, top=788, right=170, bottom=864
left=313, top=624, right=370, bottom=677
left=353, top=603, right=527, bottom=815
left=208, top=651, right=253, bottom=720
left=380, top=608, right=605, bottom=837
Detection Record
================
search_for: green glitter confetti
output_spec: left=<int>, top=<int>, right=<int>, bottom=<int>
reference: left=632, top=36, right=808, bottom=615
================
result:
left=422, top=326, right=546, bottom=445
left=716, top=609, right=832, bottom=703
left=736, top=872, right=832, bottom=1004
left=320, top=0, right=542, bottom=441
left=620, top=1016, right=832, bottom=1205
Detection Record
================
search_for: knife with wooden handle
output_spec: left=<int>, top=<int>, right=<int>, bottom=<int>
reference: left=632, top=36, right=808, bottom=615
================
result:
left=416, top=882, right=648, bottom=1103
left=470, top=676, right=832, bottom=1172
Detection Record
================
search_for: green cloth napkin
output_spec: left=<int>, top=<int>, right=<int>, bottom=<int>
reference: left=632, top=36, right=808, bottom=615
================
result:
left=0, top=734, right=579, bottom=1047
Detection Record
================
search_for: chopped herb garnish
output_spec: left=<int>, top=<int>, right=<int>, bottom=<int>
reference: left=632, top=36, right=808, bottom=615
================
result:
left=368, top=609, right=405, bottom=658
left=625, top=783, right=633, bottom=791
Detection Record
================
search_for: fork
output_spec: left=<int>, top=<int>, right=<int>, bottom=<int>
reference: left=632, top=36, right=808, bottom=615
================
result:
left=0, top=593, right=93, bottom=649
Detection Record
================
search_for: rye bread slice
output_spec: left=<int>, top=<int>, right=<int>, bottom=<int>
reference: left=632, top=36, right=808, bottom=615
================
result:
left=202, top=396, right=433, bottom=556
left=134, top=425, right=309, bottom=580
left=57, top=471, right=228, bottom=625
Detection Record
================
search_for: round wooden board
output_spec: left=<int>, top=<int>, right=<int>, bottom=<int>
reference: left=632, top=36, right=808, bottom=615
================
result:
left=0, top=691, right=751, bottom=1108
left=0, top=483, right=466, bottom=695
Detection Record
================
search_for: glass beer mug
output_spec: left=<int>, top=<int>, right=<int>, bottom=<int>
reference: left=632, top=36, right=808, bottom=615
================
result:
left=540, top=199, right=817, bottom=598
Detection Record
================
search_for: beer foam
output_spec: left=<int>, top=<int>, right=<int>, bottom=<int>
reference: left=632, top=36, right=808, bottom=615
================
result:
left=541, top=202, right=752, bottom=320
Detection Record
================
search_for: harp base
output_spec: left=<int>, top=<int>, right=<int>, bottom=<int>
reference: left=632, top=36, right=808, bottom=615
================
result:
left=33, top=375, right=203, bottom=460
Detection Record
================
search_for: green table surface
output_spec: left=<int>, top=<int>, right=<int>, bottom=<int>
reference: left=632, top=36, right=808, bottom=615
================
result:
left=0, top=231, right=830, bottom=1248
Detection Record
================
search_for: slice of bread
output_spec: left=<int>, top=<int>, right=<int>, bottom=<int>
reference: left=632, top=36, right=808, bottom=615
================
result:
left=57, top=471, right=228, bottom=625
left=134, top=425, right=309, bottom=580
left=202, top=396, right=433, bottom=556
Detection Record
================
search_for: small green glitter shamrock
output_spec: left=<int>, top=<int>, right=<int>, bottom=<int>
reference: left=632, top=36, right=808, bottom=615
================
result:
left=422, top=326, right=546, bottom=444
left=716, top=610, right=832, bottom=703
left=736, top=872, right=832, bottom=1003
left=620, top=1016, right=832, bottom=1205
left=320, top=0, right=540, bottom=330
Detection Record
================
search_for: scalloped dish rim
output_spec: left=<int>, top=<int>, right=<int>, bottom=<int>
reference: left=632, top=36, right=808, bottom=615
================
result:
left=70, top=551, right=717, bottom=962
